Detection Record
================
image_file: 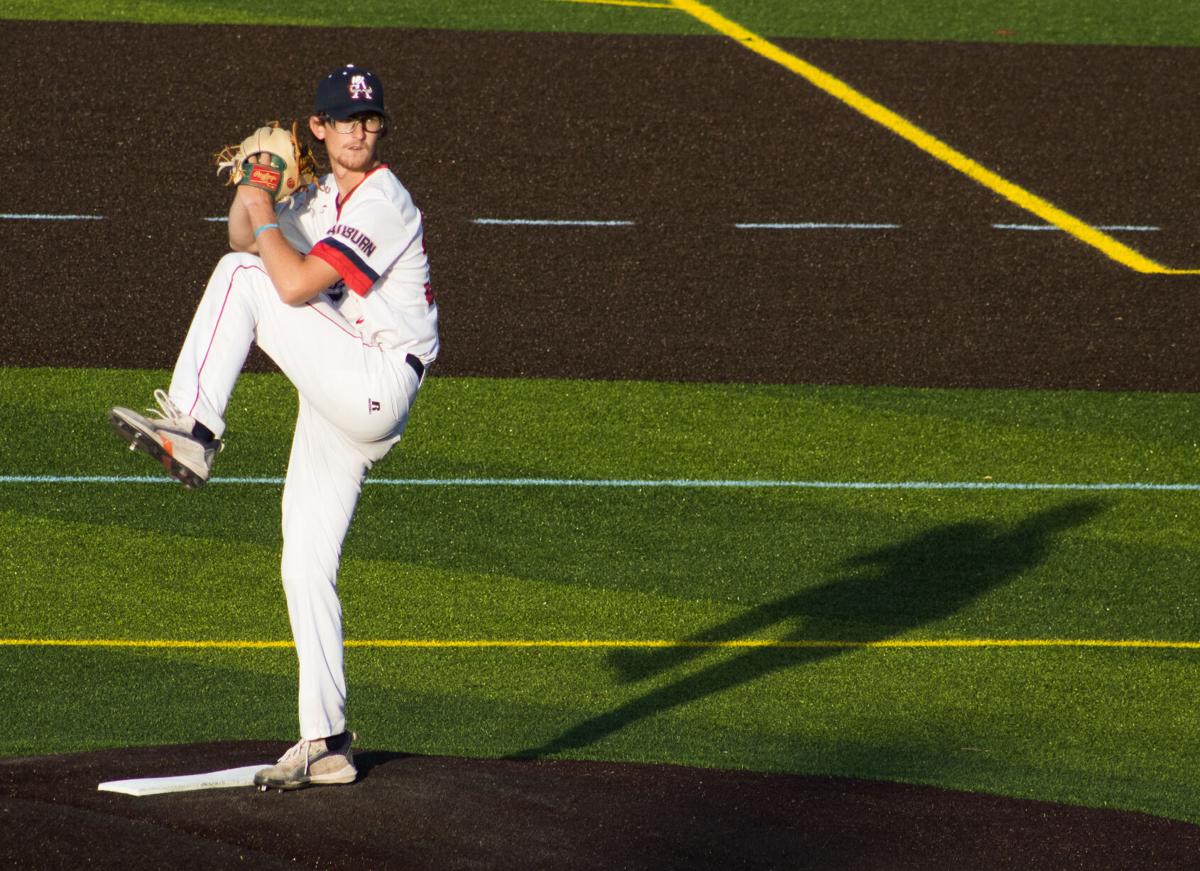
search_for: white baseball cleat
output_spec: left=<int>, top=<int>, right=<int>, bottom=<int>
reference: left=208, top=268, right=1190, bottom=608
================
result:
left=254, top=732, right=358, bottom=791
left=108, top=389, right=222, bottom=489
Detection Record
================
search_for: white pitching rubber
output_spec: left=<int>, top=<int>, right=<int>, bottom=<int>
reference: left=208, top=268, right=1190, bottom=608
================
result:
left=98, top=764, right=269, bottom=796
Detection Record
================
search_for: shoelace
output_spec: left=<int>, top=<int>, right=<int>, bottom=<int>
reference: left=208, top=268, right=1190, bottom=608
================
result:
left=278, top=738, right=315, bottom=775
left=147, top=389, right=188, bottom=427
left=145, top=389, right=224, bottom=453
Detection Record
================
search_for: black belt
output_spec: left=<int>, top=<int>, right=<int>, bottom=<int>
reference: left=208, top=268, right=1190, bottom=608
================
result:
left=405, top=354, right=425, bottom=380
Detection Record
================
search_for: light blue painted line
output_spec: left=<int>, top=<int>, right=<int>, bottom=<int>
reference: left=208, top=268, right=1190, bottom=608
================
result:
left=0, top=213, right=104, bottom=221
left=994, top=223, right=1160, bottom=232
left=735, top=222, right=901, bottom=230
left=992, top=224, right=1062, bottom=232
left=203, top=216, right=230, bottom=223
left=473, top=218, right=635, bottom=227
left=0, top=475, right=176, bottom=484
left=1, top=475, right=1197, bottom=492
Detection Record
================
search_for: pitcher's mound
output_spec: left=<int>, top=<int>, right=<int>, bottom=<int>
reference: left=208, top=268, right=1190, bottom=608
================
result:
left=2, top=741, right=1198, bottom=869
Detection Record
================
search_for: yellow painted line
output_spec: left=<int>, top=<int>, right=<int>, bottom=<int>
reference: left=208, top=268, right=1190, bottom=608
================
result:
left=349, top=638, right=1200, bottom=650
left=668, top=0, right=1200, bottom=275
left=556, top=0, right=676, bottom=9
left=4, top=638, right=1200, bottom=651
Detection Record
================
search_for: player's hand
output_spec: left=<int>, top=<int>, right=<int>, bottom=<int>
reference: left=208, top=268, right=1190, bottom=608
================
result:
left=234, top=174, right=274, bottom=210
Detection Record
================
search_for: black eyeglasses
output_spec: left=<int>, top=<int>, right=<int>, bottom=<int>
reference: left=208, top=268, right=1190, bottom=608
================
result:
left=323, top=114, right=385, bottom=134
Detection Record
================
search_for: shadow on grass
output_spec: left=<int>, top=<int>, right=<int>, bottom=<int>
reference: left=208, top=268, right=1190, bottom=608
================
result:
left=516, top=499, right=1104, bottom=758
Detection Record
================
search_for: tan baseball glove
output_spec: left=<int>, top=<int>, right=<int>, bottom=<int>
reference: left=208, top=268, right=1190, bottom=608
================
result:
left=215, top=121, right=319, bottom=203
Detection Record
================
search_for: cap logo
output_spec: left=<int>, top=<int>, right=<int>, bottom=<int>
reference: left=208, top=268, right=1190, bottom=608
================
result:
left=348, top=75, right=374, bottom=101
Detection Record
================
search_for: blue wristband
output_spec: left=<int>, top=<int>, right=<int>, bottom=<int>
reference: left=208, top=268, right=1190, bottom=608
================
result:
left=253, top=222, right=280, bottom=240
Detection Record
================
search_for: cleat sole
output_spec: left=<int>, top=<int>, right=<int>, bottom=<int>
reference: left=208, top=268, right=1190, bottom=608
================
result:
left=108, top=411, right=207, bottom=489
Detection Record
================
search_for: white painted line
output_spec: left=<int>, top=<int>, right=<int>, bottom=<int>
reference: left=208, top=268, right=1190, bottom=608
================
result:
left=993, top=224, right=1057, bottom=231
left=98, top=764, right=267, bottom=796
left=473, top=218, right=635, bottom=227
left=0, top=213, right=104, bottom=221
left=1, top=475, right=1196, bottom=492
left=993, top=223, right=1160, bottom=232
left=736, top=222, right=901, bottom=230
left=0, top=212, right=1168, bottom=237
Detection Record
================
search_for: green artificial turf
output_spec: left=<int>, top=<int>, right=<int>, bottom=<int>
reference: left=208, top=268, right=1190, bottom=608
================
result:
left=3, top=0, right=1200, bottom=46
left=2, top=367, right=1199, bottom=823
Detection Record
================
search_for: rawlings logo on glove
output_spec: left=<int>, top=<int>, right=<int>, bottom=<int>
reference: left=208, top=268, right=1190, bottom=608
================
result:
left=215, top=121, right=319, bottom=203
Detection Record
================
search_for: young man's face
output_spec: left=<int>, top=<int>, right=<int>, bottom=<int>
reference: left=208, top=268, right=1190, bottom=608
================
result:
left=309, top=113, right=385, bottom=174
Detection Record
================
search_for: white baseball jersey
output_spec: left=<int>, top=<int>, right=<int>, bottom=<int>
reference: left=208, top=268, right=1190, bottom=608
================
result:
left=278, top=165, right=439, bottom=364
left=166, top=162, right=441, bottom=741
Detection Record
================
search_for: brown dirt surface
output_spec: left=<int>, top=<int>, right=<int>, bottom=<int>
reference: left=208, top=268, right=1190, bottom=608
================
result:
left=5, top=741, right=1200, bottom=870
left=3, top=21, right=1200, bottom=389
left=3, top=18, right=1200, bottom=868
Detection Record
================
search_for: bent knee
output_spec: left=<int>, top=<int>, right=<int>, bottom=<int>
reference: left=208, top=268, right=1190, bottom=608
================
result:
left=218, top=250, right=264, bottom=270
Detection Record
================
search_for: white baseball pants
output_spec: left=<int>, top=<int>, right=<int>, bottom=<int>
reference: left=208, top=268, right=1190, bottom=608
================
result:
left=168, top=252, right=422, bottom=740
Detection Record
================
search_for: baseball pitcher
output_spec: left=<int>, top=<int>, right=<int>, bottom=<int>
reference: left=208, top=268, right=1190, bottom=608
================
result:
left=109, top=64, right=439, bottom=790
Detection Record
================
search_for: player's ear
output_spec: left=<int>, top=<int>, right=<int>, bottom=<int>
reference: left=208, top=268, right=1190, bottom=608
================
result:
left=309, top=115, right=326, bottom=141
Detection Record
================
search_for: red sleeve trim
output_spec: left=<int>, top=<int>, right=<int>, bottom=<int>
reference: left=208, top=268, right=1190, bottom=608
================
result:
left=311, top=240, right=376, bottom=296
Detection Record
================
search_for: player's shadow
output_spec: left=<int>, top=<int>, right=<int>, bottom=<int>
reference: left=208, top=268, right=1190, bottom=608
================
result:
left=353, top=750, right=414, bottom=782
left=515, top=499, right=1104, bottom=759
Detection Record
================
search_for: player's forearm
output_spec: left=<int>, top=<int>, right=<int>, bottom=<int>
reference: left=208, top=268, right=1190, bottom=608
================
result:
left=235, top=186, right=337, bottom=305
left=236, top=193, right=305, bottom=303
left=256, top=231, right=321, bottom=305
left=228, top=197, right=258, bottom=253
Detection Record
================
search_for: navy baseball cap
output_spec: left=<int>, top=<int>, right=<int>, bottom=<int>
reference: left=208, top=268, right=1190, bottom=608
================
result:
left=314, top=65, right=385, bottom=119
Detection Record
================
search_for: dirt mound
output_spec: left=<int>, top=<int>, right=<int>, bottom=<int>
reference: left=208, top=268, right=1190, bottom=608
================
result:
left=3, top=741, right=1198, bottom=869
